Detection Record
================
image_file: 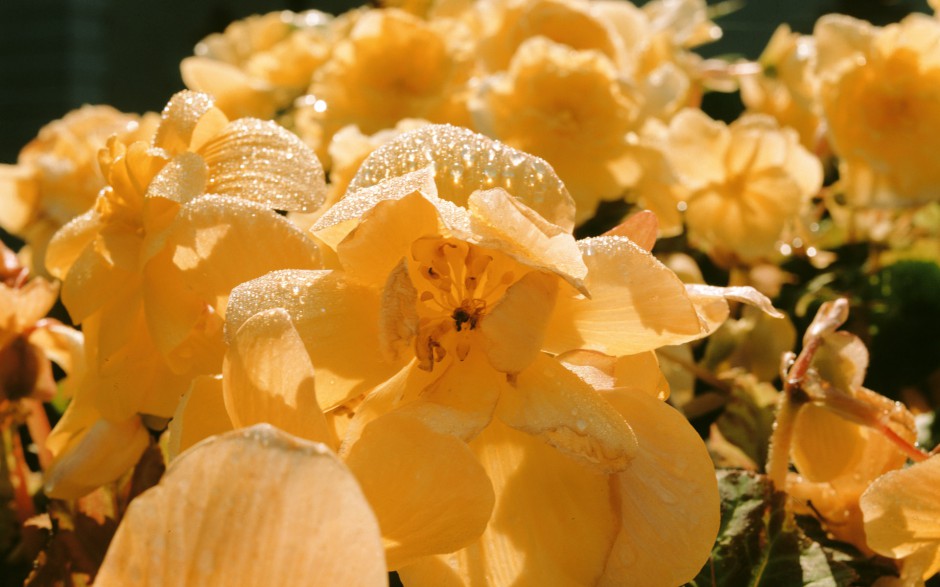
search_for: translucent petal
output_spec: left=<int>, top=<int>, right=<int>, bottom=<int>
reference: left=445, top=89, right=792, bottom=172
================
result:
left=790, top=404, right=866, bottom=483
left=558, top=349, right=668, bottom=399
left=349, top=124, right=576, bottom=231
left=45, top=210, right=103, bottom=280
left=480, top=270, right=558, bottom=374
left=496, top=354, right=637, bottom=472
left=223, top=308, right=332, bottom=445
left=544, top=237, right=703, bottom=355
left=226, top=270, right=398, bottom=411
left=145, top=152, right=208, bottom=204
left=199, top=118, right=327, bottom=212
left=153, top=90, right=229, bottom=154
left=96, top=425, right=387, bottom=586
left=599, top=389, right=720, bottom=586
left=166, top=375, right=233, bottom=461
left=345, top=412, right=495, bottom=570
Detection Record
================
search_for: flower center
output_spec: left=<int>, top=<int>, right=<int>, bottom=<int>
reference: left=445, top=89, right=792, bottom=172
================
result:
left=409, top=237, right=517, bottom=371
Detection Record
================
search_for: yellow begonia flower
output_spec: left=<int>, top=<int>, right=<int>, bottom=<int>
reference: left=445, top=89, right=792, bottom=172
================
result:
left=0, top=105, right=158, bottom=276
left=223, top=125, right=772, bottom=581
left=42, top=90, right=327, bottom=498
left=665, top=108, right=823, bottom=265
left=472, top=37, right=643, bottom=224
left=816, top=13, right=940, bottom=206
left=181, top=10, right=335, bottom=120
left=740, top=24, right=821, bottom=151
left=861, top=455, right=940, bottom=584
left=96, top=425, right=387, bottom=587
left=294, top=8, right=474, bottom=167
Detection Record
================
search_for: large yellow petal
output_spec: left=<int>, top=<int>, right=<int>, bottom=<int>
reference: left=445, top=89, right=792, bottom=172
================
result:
left=861, top=455, right=940, bottom=567
left=59, top=238, right=137, bottom=324
left=44, top=209, right=103, bottom=280
left=599, top=389, right=721, bottom=587
left=349, top=124, right=576, bottom=232
left=345, top=412, right=495, bottom=571
left=544, top=236, right=703, bottom=356
left=180, top=56, right=279, bottom=120
left=161, top=194, right=320, bottom=312
left=226, top=269, right=398, bottom=410
left=96, top=425, right=387, bottom=586
left=496, top=353, right=637, bottom=473
left=398, top=418, right=616, bottom=587
left=479, top=270, right=558, bottom=374
left=198, top=118, right=327, bottom=212
left=223, top=308, right=332, bottom=445
left=166, top=375, right=233, bottom=461
left=144, top=151, right=208, bottom=204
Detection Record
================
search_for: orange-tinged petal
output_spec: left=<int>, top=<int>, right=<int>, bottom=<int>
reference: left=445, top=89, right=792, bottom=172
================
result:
left=45, top=209, right=103, bottom=280
left=153, top=90, right=229, bottom=154
left=349, top=124, right=576, bottom=232
left=603, top=210, right=659, bottom=251
left=223, top=308, right=332, bottom=445
left=145, top=152, right=208, bottom=204
left=226, top=269, right=398, bottom=411
left=198, top=118, right=327, bottom=212
left=544, top=236, right=703, bottom=356
left=345, top=412, right=495, bottom=571
left=0, top=277, right=58, bottom=332
left=480, top=270, right=558, bottom=374
left=496, top=353, right=637, bottom=473
left=401, top=418, right=615, bottom=587
left=861, top=455, right=940, bottom=568
left=166, top=375, right=233, bottom=461
left=599, top=388, right=720, bottom=586
left=96, top=425, right=387, bottom=587
left=161, top=195, right=320, bottom=312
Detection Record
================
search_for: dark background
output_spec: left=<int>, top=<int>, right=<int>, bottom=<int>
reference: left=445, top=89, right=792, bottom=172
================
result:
left=0, top=0, right=931, bottom=164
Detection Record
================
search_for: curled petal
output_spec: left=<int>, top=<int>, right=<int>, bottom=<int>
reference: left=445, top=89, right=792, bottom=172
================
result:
left=685, top=283, right=784, bottom=335
left=349, top=124, right=576, bottom=232
left=345, top=412, right=495, bottom=570
left=96, top=425, right=387, bottom=586
left=153, top=90, right=229, bottom=154
left=496, top=354, right=637, bottom=473
left=223, top=308, right=332, bottom=445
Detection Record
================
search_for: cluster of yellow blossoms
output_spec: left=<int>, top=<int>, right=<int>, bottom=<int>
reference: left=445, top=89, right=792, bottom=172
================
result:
left=1, top=0, right=940, bottom=585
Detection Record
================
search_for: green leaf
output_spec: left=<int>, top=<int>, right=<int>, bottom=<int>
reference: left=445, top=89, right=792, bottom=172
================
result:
left=714, top=378, right=778, bottom=469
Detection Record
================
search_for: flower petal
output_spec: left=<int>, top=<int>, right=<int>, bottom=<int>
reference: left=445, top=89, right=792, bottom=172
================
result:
left=226, top=269, right=398, bottom=411
left=198, top=118, right=327, bottom=212
left=480, top=270, right=558, bottom=374
left=349, top=124, right=576, bottom=231
left=345, top=412, right=495, bottom=570
left=558, top=349, right=669, bottom=399
left=96, top=425, right=387, bottom=586
left=544, top=236, right=703, bottom=356
left=44, top=209, right=103, bottom=280
left=496, top=353, right=637, bottom=473
left=223, top=308, right=332, bottom=445
left=153, top=90, right=229, bottom=154
left=145, top=151, right=208, bottom=204
left=598, top=388, right=721, bottom=586
left=166, top=375, right=233, bottom=461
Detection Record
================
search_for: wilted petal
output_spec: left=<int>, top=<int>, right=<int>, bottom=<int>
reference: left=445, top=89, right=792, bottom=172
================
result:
left=226, top=270, right=397, bottom=410
left=345, top=412, right=495, bottom=570
left=198, top=118, right=327, bottom=212
left=349, top=124, right=576, bottom=232
left=544, top=236, right=703, bottom=356
left=96, top=425, right=387, bottom=586
left=223, top=308, right=332, bottom=445
left=599, top=389, right=720, bottom=586
left=496, top=354, right=637, bottom=473
left=166, top=375, right=233, bottom=461
left=480, top=270, right=558, bottom=374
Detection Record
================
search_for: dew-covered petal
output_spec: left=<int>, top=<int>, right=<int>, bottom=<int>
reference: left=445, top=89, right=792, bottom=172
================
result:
left=544, top=236, right=703, bottom=356
left=96, top=425, right=387, bottom=587
left=349, top=124, right=576, bottom=231
left=162, top=195, right=320, bottom=312
left=496, top=353, right=637, bottom=473
left=198, top=118, right=327, bottom=212
left=598, top=388, right=720, bottom=587
left=44, top=209, right=103, bottom=280
left=345, top=412, right=495, bottom=570
left=861, top=455, right=940, bottom=567
left=60, top=242, right=137, bottom=324
left=480, top=270, right=558, bottom=374
left=145, top=151, right=208, bottom=204
left=223, top=308, right=332, bottom=445
left=226, top=269, right=397, bottom=411
left=602, top=210, right=659, bottom=252
left=166, top=375, right=233, bottom=461
left=153, top=90, right=229, bottom=154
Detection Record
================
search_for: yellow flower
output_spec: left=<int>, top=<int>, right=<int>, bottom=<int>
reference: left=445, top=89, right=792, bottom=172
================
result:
left=472, top=37, right=643, bottom=224
left=740, top=24, right=821, bottom=151
left=222, top=125, right=774, bottom=582
left=0, top=105, right=158, bottom=276
left=664, top=109, right=823, bottom=265
left=816, top=13, right=940, bottom=206
left=96, top=425, right=387, bottom=586
left=861, top=455, right=940, bottom=584
left=42, top=90, right=328, bottom=498
left=181, top=10, right=335, bottom=120
left=294, top=8, right=474, bottom=166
